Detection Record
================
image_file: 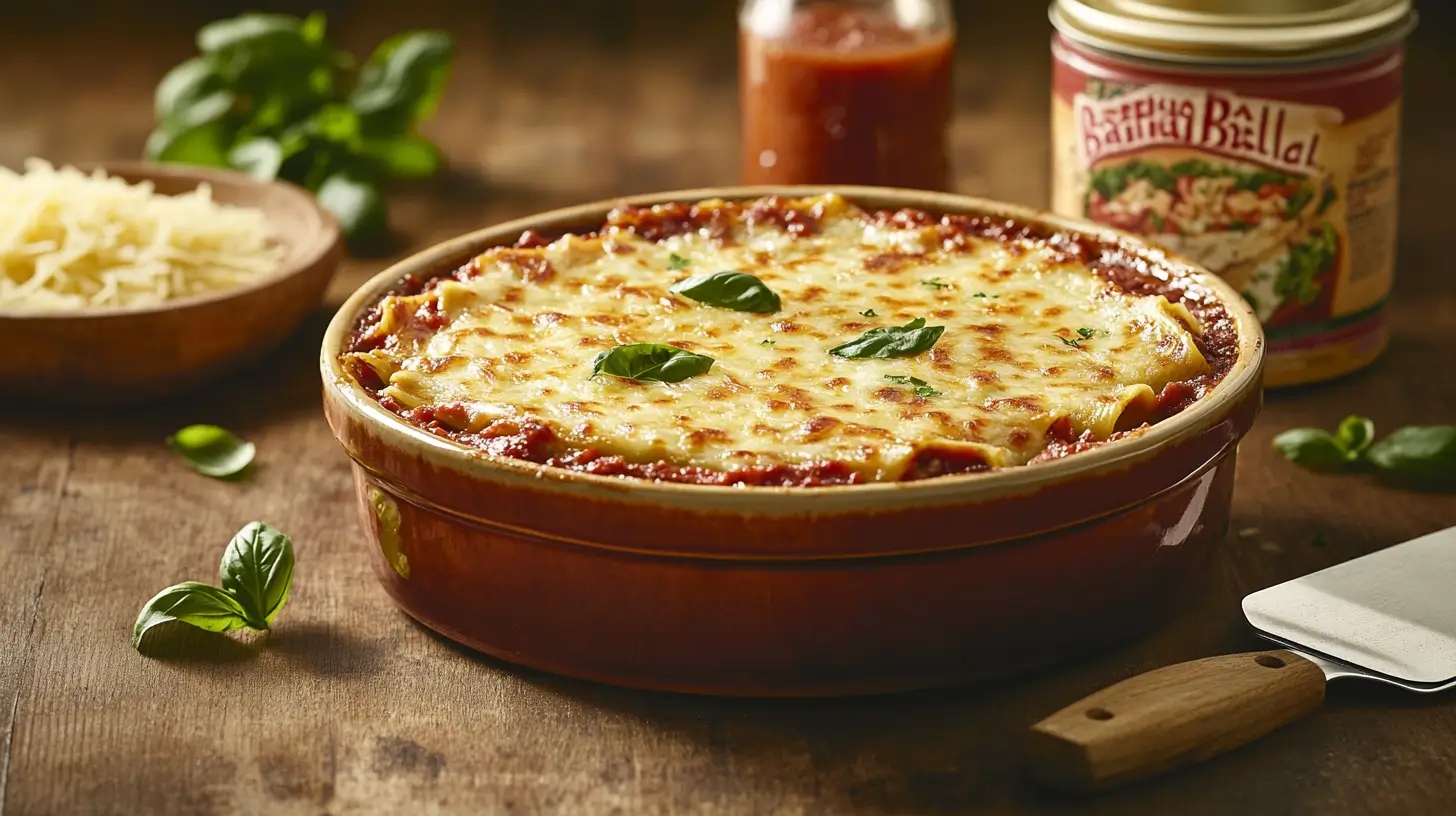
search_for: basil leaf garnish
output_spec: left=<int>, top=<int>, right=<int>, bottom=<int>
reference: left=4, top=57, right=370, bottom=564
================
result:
left=219, top=522, right=295, bottom=628
left=829, top=318, right=944, bottom=360
left=1366, top=426, right=1456, bottom=489
left=167, top=424, right=255, bottom=478
left=1274, top=416, right=1455, bottom=489
left=884, top=374, right=943, bottom=399
left=133, top=521, right=297, bottom=653
left=1335, top=415, right=1375, bottom=458
left=670, top=270, right=781, bottom=313
left=591, top=344, right=715, bottom=383
left=1272, top=427, right=1351, bottom=472
left=133, top=582, right=251, bottom=649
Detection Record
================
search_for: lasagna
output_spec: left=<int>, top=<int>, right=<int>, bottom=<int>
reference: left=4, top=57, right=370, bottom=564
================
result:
left=341, top=194, right=1237, bottom=486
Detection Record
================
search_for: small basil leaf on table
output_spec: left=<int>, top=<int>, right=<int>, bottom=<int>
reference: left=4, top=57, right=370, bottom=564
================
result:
left=167, top=424, right=255, bottom=478
left=1271, top=427, right=1351, bottom=472
left=1365, top=426, right=1456, bottom=489
left=1334, top=415, right=1376, bottom=460
left=591, top=344, right=715, bottom=383
left=830, top=318, right=945, bottom=359
left=220, top=522, right=295, bottom=628
left=133, top=581, right=250, bottom=649
left=350, top=31, right=455, bottom=137
left=670, top=270, right=781, bottom=313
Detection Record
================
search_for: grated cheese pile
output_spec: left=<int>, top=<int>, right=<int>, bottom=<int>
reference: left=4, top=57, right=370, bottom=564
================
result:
left=0, top=159, right=285, bottom=311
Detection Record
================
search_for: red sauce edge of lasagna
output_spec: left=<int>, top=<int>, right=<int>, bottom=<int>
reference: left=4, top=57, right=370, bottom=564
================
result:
left=343, top=197, right=1240, bottom=487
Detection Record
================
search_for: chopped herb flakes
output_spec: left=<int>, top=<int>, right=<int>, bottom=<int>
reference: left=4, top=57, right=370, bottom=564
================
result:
left=884, top=374, right=943, bottom=399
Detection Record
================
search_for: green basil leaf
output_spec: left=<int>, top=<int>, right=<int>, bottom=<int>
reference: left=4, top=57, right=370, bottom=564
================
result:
left=359, top=134, right=443, bottom=179
left=228, top=136, right=283, bottom=180
left=351, top=31, right=454, bottom=136
left=316, top=172, right=388, bottom=243
left=1335, top=415, right=1376, bottom=460
left=197, top=13, right=302, bottom=53
left=670, top=270, right=781, bottom=313
left=829, top=318, right=945, bottom=360
left=166, top=424, right=255, bottom=478
left=155, top=57, right=235, bottom=129
left=308, top=103, right=362, bottom=146
left=133, top=581, right=250, bottom=650
left=667, top=254, right=690, bottom=271
left=1365, top=426, right=1456, bottom=490
left=591, top=344, right=715, bottom=383
left=219, top=522, right=295, bottom=628
left=146, top=122, right=234, bottom=167
left=884, top=374, right=942, bottom=398
left=299, top=10, right=327, bottom=45
left=198, top=14, right=328, bottom=85
left=1271, top=428, right=1351, bottom=472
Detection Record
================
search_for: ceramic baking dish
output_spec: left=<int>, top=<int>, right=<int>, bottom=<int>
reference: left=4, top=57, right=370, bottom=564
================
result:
left=320, top=186, right=1265, bottom=696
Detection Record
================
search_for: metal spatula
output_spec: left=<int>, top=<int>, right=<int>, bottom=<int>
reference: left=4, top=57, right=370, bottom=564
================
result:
left=1026, top=524, right=1456, bottom=792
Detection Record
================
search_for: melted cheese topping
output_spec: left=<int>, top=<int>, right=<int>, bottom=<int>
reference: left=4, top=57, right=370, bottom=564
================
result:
left=344, top=195, right=1211, bottom=482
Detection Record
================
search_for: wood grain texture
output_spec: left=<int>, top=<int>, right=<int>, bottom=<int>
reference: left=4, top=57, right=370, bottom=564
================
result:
left=1027, top=650, right=1327, bottom=792
left=1, top=1, right=1454, bottom=814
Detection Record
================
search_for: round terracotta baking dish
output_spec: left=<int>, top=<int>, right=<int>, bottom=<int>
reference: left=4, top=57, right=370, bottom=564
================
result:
left=320, top=186, right=1265, bottom=697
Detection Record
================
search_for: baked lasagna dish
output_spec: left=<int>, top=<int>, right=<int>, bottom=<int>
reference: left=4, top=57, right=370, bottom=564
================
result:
left=341, top=194, right=1238, bottom=487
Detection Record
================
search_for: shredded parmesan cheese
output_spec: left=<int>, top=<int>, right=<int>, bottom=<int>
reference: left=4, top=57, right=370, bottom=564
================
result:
left=0, top=159, right=285, bottom=311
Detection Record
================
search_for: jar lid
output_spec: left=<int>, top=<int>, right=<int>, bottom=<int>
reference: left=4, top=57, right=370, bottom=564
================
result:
left=1050, top=0, right=1417, bottom=64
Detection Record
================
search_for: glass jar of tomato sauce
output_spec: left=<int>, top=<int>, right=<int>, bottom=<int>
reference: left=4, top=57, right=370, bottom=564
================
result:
left=739, top=0, right=956, bottom=190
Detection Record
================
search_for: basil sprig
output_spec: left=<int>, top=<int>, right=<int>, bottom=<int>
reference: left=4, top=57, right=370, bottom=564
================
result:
left=829, top=318, right=944, bottom=360
left=1273, top=416, right=1454, bottom=490
left=146, top=12, right=454, bottom=247
left=670, top=270, right=781, bottom=313
left=167, top=424, right=255, bottom=479
left=591, top=344, right=715, bottom=383
left=133, top=522, right=296, bottom=651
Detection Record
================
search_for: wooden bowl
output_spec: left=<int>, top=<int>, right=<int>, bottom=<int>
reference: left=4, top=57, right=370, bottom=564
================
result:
left=321, top=186, right=1266, bottom=696
left=0, top=161, right=342, bottom=406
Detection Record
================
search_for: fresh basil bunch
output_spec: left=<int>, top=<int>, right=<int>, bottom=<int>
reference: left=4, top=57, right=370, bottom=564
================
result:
left=133, top=522, right=295, bottom=651
left=1273, top=416, right=1455, bottom=490
left=146, top=11, right=454, bottom=248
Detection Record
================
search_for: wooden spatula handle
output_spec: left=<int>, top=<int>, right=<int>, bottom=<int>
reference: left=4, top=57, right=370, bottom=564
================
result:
left=1026, top=649, right=1326, bottom=792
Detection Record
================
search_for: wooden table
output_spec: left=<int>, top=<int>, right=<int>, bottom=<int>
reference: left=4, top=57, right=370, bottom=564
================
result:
left=3, top=2, right=1453, bottom=813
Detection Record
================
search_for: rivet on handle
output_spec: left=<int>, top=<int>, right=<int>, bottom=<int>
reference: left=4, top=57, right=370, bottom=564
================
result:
left=1254, top=655, right=1287, bottom=669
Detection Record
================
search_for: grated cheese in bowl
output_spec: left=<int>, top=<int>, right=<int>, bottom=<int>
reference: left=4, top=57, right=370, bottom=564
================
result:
left=0, top=159, right=286, bottom=312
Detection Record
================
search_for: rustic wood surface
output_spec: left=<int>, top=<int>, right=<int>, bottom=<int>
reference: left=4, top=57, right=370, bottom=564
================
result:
left=2, top=1, right=1453, bottom=813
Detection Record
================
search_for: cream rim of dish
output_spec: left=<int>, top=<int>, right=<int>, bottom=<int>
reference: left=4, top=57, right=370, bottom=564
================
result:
left=1050, top=0, right=1417, bottom=64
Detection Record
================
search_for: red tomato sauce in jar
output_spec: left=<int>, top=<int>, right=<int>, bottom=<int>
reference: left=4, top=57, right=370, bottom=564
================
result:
left=739, top=2, right=954, bottom=190
left=1049, top=0, right=1417, bottom=388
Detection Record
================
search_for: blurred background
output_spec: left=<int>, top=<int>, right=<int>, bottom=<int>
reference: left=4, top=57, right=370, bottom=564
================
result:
left=1, top=0, right=1450, bottom=295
